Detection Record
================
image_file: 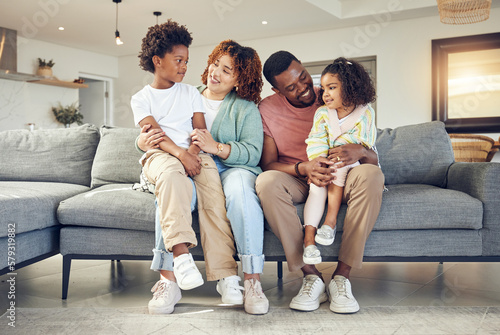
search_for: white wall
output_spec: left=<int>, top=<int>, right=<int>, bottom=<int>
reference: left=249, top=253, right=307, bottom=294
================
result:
left=0, top=37, right=118, bottom=131
left=117, top=8, right=500, bottom=134
left=3, top=7, right=499, bottom=160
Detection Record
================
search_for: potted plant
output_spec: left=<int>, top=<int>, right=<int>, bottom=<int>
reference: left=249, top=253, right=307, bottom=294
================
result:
left=37, top=58, right=55, bottom=78
left=52, top=102, right=84, bottom=128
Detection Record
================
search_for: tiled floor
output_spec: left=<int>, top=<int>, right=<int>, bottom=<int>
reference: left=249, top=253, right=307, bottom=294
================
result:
left=1, top=255, right=500, bottom=312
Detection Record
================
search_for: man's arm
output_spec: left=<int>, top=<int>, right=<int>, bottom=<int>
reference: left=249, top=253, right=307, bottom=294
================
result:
left=260, top=135, right=335, bottom=187
left=328, top=144, right=378, bottom=169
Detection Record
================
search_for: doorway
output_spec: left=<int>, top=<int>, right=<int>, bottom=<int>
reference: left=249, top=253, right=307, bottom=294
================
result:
left=78, top=73, right=114, bottom=127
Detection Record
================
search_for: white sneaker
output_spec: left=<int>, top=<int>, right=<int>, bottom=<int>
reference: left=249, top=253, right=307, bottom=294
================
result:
left=327, top=275, right=360, bottom=313
left=315, top=225, right=336, bottom=245
left=303, top=245, right=322, bottom=265
left=148, top=279, right=182, bottom=314
left=216, top=275, right=244, bottom=305
left=173, top=253, right=204, bottom=290
left=244, top=279, right=269, bottom=315
left=289, top=274, right=328, bottom=311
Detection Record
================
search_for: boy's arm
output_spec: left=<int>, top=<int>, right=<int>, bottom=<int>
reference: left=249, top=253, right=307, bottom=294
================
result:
left=139, top=116, right=184, bottom=157
left=136, top=124, right=164, bottom=153
left=187, top=112, right=206, bottom=155
left=139, top=116, right=201, bottom=176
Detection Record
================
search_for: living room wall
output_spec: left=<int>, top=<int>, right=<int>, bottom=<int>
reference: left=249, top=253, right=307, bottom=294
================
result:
left=0, top=37, right=118, bottom=131
left=115, top=8, right=500, bottom=153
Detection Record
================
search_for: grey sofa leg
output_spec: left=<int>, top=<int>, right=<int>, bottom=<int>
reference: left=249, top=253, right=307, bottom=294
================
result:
left=62, top=255, right=72, bottom=300
left=277, top=261, right=283, bottom=279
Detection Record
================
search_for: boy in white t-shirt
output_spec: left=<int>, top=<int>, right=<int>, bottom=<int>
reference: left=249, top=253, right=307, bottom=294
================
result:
left=131, top=20, right=235, bottom=315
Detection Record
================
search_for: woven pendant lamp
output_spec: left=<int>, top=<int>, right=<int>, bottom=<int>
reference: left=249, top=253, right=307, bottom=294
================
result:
left=437, top=0, right=491, bottom=24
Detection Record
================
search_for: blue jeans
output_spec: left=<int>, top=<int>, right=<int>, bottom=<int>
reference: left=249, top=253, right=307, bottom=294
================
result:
left=215, top=157, right=265, bottom=274
left=150, top=157, right=265, bottom=274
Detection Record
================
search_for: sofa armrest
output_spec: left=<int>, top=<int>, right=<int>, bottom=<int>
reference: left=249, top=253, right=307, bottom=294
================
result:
left=447, top=162, right=500, bottom=256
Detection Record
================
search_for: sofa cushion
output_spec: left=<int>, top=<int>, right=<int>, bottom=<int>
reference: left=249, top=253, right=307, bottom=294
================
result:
left=0, top=124, right=99, bottom=186
left=0, top=227, right=60, bottom=271
left=295, top=183, right=483, bottom=231
left=91, top=126, right=143, bottom=188
left=0, top=181, right=90, bottom=237
left=375, top=121, right=454, bottom=186
left=313, top=229, right=482, bottom=258
left=374, top=184, right=483, bottom=230
left=58, top=183, right=155, bottom=231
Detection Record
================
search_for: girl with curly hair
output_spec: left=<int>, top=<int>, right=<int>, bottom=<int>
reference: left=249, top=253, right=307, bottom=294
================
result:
left=302, top=57, right=379, bottom=266
left=139, top=40, right=268, bottom=315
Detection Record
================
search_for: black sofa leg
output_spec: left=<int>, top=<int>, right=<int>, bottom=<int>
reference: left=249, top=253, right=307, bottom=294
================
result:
left=62, top=255, right=72, bottom=300
left=277, top=261, right=283, bottom=279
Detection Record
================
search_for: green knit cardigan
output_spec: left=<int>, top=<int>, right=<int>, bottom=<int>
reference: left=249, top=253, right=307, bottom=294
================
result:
left=197, top=85, right=263, bottom=175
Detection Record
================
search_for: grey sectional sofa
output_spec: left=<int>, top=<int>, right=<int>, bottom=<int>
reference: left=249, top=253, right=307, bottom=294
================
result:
left=1, top=121, right=499, bottom=300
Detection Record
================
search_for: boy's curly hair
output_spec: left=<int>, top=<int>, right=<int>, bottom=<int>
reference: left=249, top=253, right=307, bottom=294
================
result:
left=201, top=40, right=263, bottom=104
left=138, top=19, right=193, bottom=73
left=318, top=57, right=376, bottom=108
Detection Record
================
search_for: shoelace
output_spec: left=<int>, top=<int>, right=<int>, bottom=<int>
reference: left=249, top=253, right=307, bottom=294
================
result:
left=334, top=278, right=349, bottom=298
left=300, top=277, right=318, bottom=297
left=245, top=279, right=264, bottom=299
left=151, top=280, right=171, bottom=299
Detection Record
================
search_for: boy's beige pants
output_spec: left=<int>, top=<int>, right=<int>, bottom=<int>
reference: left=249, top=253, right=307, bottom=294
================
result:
left=142, top=149, right=237, bottom=281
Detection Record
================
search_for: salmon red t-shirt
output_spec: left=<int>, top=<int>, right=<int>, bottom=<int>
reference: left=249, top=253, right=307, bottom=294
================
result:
left=259, top=87, right=321, bottom=164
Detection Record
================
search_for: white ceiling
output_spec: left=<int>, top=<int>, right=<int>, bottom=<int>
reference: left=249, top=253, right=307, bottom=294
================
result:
left=0, top=0, right=498, bottom=57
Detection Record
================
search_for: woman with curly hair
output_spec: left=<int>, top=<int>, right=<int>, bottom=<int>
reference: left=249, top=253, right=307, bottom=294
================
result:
left=302, top=57, right=378, bottom=268
left=139, top=39, right=268, bottom=315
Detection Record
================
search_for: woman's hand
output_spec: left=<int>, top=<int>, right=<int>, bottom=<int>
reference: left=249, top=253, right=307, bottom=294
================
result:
left=138, top=124, right=165, bottom=151
left=191, top=128, right=217, bottom=154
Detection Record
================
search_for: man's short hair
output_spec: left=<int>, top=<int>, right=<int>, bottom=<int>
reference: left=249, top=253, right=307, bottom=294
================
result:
left=263, top=51, right=299, bottom=88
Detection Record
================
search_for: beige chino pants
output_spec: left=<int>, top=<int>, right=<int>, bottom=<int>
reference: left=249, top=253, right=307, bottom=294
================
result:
left=255, top=164, right=384, bottom=272
left=142, top=149, right=237, bottom=281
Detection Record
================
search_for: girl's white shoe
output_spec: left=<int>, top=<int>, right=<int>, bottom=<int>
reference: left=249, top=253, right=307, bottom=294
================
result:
left=303, top=244, right=322, bottom=264
left=315, top=225, right=336, bottom=245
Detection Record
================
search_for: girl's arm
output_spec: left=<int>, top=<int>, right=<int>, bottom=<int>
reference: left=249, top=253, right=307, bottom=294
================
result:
left=305, top=109, right=330, bottom=161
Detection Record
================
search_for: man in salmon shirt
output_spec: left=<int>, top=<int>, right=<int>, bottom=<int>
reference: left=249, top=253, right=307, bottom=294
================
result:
left=256, top=51, right=384, bottom=314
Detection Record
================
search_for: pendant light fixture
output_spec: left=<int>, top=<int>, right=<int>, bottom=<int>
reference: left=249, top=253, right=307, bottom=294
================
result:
left=437, top=0, right=491, bottom=24
left=113, top=0, right=123, bottom=45
left=154, top=11, right=162, bottom=25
